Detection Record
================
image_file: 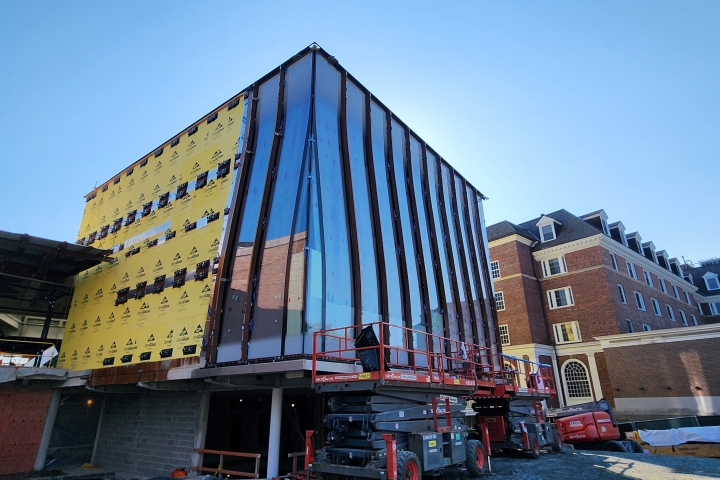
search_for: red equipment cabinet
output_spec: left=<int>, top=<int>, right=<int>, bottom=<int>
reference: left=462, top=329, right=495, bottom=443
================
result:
left=556, top=411, right=619, bottom=443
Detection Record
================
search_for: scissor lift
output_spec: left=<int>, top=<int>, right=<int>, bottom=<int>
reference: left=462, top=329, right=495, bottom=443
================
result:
left=468, top=355, right=559, bottom=457
left=305, top=323, right=554, bottom=479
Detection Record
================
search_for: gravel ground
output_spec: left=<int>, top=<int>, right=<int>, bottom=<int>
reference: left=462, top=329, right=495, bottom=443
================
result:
left=443, top=448, right=720, bottom=480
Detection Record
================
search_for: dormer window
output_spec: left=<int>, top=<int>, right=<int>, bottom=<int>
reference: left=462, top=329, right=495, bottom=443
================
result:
left=541, top=225, right=555, bottom=241
left=704, top=272, right=720, bottom=291
left=601, top=219, right=610, bottom=236
left=536, top=215, right=561, bottom=243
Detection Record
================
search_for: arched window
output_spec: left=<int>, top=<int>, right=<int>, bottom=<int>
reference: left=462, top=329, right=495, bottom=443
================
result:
left=563, top=360, right=592, bottom=399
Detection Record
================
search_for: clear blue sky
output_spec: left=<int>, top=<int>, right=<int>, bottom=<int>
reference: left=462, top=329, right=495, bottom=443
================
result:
left=1, top=1, right=718, bottom=264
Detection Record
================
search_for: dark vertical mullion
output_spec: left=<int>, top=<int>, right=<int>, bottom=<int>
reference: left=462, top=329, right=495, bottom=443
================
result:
left=208, top=87, right=258, bottom=365
left=421, top=144, right=450, bottom=341
left=448, top=170, right=477, bottom=344
left=240, top=66, right=287, bottom=361
left=471, top=188, right=501, bottom=354
left=383, top=108, right=414, bottom=358
left=363, top=94, right=388, bottom=326
left=460, top=177, right=492, bottom=351
left=403, top=129, right=430, bottom=335
left=339, top=71, right=362, bottom=329
left=436, top=158, right=467, bottom=343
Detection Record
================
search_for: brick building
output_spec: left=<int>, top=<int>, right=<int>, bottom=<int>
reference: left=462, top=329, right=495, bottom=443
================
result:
left=487, top=209, right=720, bottom=419
left=684, top=257, right=720, bottom=321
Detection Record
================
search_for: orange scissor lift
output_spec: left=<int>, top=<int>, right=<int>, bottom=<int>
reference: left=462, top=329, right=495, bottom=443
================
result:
left=302, top=322, right=557, bottom=480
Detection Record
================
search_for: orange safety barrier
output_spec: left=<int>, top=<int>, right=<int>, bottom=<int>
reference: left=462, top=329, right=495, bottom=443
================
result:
left=311, top=322, right=495, bottom=390
left=192, top=448, right=261, bottom=478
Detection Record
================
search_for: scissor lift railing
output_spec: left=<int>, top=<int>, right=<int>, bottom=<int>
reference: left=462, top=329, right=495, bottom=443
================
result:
left=311, top=322, right=496, bottom=391
left=486, top=354, right=556, bottom=398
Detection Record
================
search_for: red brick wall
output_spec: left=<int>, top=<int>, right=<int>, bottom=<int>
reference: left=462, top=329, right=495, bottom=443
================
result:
left=0, top=388, right=52, bottom=474
left=491, top=240, right=548, bottom=345
left=594, top=351, right=614, bottom=406
left=604, top=248, right=702, bottom=331
left=541, top=246, right=620, bottom=340
left=603, top=338, right=720, bottom=399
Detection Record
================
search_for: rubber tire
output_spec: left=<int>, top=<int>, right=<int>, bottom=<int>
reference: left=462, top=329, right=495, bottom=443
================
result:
left=526, top=434, right=540, bottom=459
left=397, top=451, right=422, bottom=480
left=465, top=439, right=489, bottom=476
left=604, top=440, right=626, bottom=452
left=551, top=434, right=563, bottom=453
left=628, top=439, right=644, bottom=453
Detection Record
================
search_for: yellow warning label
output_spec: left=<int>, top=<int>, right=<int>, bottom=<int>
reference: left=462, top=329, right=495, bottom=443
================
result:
left=58, top=101, right=244, bottom=370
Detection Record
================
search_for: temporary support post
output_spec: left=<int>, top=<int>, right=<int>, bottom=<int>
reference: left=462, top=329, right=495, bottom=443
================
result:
left=191, top=392, right=212, bottom=470
left=90, top=396, right=106, bottom=465
left=267, top=388, right=283, bottom=478
left=382, top=433, right=397, bottom=480
left=34, top=389, right=61, bottom=471
left=304, top=430, right=315, bottom=470
left=482, top=424, right=492, bottom=473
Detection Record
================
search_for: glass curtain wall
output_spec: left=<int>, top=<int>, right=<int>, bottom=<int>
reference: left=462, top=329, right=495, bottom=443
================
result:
left=426, top=152, right=459, bottom=344
left=370, top=103, right=406, bottom=356
left=216, top=74, right=280, bottom=363
left=246, top=55, right=313, bottom=359
left=346, top=82, right=380, bottom=325
left=313, top=56, right=354, bottom=351
left=215, top=50, right=497, bottom=364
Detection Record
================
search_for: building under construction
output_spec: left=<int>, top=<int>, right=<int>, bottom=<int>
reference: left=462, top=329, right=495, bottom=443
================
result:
left=1, top=45, right=506, bottom=477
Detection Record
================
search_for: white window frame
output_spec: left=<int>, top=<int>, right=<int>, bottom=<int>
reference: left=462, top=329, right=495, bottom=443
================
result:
left=666, top=304, right=676, bottom=321
left=542, top=256, right=568, bottom=277
left=494, top=291, right=505, bottom=311
left=634, top=291, right=646, bottom=311
left=642, top=324, right=652, bottom=331
left=540, top=224, right=556, bottom=242
left=651, top=298, right=661, bottom=317
left=491, top=261, right=500, bottom=279
left=704, top=273, right=720, bottom=291
left=713, top=303, right=720, bottom=315
left=561, top=359, right=593, bottom=401
left=684, top=291, right=692, bottom=305
left=610, top=253, right=618, bottom=271
left=547, top=287, right=575, bottom=309
left=601, top=219, right=610, bottom=236
left=627, top=262, right=637, bottom=279
left=672, top=285, right=680, bottom=299
left=499, top=324, right=510, bottom=346
left=697, top=302, right=703, bottom=314
left=618, top=284, right=627, bottom=304
left=660, top=278, right=668, bottom=294
left=644, top=270, right=654, bottom=287
left=679, top=310, right=688, bottom=326
left=554, top=321, right=582, bottom=344
left=691, top=314, right=698, bottom=326
left=626, top=319, right=635, bottom=333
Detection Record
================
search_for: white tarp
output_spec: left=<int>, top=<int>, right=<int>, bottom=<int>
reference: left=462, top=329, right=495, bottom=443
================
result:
left=639, top=426, right=720, bottom=446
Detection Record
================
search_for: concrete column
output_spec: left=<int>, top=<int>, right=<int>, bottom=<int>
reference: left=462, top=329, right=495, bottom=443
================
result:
left=267, top=388, right=284, bottom=478
left=550, top=353, right=565, bottom=407
left=34, top=389, right=61, bottom=471
left=191, top=391, right=212, bottom=470
left=90, top=396, right=106, bottom=465
left=586, top=353, right=604, bottom=401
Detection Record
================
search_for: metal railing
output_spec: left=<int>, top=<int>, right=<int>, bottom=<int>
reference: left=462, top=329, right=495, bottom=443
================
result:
left=0, top=339, right=58, bottom=367
left=311, top=323, right=556, bottom=397
left=192, top=448, right=261, bottom=478
left=312, top=322, right=495, bottom=389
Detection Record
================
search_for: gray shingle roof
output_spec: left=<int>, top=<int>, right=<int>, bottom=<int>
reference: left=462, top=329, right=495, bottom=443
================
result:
left=515, top=209, right=603, bottom=251
left=486, top=221, right=539, bottom=243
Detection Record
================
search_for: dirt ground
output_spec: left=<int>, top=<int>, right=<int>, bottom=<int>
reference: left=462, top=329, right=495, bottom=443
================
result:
left=448, top=448, right=720, bottom=480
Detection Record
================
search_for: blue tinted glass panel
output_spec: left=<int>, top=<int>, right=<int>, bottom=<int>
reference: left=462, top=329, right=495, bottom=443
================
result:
left=315, top=56, right=353, bottom=339
left=216, top=75, right=280, bottom=363
left=391, top=121, right=423, bottom=331
left=455, top=174, right=485, bottom=347
left=347, top=82, right=380, bottom=324
left=238, top=76, right=281, bottom=243
left=410, top=137, right=442, bottom=338
left=370, top=102, right=405, bottom=353
left=426, top=152, right=458, bottom=342
left=441, top=164, right=473, bottom=343
left=248, top=55, right=312, bottom=359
